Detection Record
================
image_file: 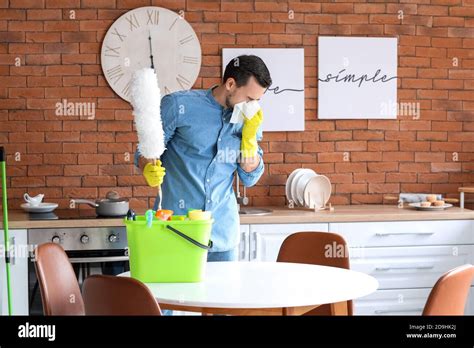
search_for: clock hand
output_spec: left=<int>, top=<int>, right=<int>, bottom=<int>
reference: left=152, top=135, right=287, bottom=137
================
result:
left=148, top=30, right=155, bottom=69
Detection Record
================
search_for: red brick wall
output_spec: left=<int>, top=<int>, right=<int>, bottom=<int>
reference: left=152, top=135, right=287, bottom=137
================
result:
left=1, top=0, right=473, bottom=209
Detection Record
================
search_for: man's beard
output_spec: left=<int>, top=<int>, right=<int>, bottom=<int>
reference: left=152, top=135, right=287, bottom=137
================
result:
left=225, top=94, right=233, bottom=109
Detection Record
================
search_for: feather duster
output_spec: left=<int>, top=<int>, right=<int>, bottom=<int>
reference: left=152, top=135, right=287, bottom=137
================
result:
left=130, top=68, right=166, bottom=210
left=130, top=68, right=166, bottom=160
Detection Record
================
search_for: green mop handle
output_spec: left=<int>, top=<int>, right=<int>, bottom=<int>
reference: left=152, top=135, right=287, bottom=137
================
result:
left=0, top=147, right=13, bottom=315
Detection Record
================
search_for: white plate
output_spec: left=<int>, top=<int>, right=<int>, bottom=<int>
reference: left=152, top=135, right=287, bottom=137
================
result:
left=21, top=202, right=58, bottom=213
left=408, top=203, right=453, bottom=211
left=294, top=171, right=317, bottom=206
left=291, top=169, right=315, bottom=206
left=304, top=175, right=332, bottom=209
left=285, top=168, right=303, bottom=204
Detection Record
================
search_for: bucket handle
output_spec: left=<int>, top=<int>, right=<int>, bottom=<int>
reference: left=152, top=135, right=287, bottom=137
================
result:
left=165, top=225, right=213, bottom=251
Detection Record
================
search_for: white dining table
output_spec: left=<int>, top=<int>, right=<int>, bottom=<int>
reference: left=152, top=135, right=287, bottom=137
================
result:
left=119, top=261, right=378, bottom=315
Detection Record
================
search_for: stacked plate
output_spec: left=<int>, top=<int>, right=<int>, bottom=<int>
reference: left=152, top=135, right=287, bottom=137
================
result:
left=285, top=169, right=332, bottom=209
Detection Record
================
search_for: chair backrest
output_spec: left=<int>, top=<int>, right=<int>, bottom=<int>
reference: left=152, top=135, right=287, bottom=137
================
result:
left=423, top=264, right=474, bottom=316
left=34, top=243, right=85, bottom=315
left=83, top=275, right=162, bottom=315
left=277, top=231, right=350, bottom=268
left=277, top=231, right=352, bottom=315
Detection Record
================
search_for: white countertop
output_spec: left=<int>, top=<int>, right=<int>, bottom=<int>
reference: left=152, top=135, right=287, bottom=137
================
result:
left=4, top=204, right=474, bottom=229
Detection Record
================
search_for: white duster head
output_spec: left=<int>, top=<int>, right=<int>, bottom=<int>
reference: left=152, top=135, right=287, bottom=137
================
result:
left=130, top=68, right=166, bottom=160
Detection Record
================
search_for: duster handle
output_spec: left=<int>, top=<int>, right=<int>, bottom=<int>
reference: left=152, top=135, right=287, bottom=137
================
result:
left=151, top=158, right=162, bottom=210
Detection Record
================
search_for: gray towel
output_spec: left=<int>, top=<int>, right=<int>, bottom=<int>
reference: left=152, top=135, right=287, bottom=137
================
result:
left=400, top=193, right=443, bottom=203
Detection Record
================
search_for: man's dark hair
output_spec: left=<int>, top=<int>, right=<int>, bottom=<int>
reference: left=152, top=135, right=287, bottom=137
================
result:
left=223, top=55, right=272, bottom=88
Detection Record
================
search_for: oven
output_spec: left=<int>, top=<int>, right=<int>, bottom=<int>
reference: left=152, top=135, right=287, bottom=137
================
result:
left=27, top=226, right=129, bottom=315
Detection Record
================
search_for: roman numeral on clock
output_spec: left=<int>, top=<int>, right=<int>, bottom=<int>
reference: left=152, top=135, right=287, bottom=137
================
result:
left=183, top=56, right=198, bottom=64
left=146, top=9, right=159, bottom=25
left=122, top=79, right=131, bottom=97
left=104, top=45, right=120, bottom=58
left=168, top=17, right=178, bottom=31
left=176, top=74, right=191, bottom=89
left=179, top=35, right=194, bottom=45
left=125, top=13, right=140, bottom=31
left=111, top=27, right=126, bottom=42
left=106, top=65, right=124, bottom=84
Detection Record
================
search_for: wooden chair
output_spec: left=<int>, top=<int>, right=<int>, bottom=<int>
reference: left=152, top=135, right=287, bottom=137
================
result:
left=82, top=275, right=162, bottom=315
left=277, top=231, right=353, bottom=315
left=34, top=243, right=85, bottom=315
left=423, top=264, right=474, bottom=315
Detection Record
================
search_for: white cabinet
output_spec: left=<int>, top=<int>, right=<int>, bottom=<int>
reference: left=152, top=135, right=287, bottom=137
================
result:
left=239, top=225, right=249, bottom=262
left=329, top=220, right=474, bottom=247
left=350, top=245, right=474, bottom=289
left=354, top=287, right=474, bottom=315
left=240, top=219, right=474, bottom=315
left=0, top=229, right=29, bottom=315
left=332, top=220, right=474, bottom=315
left=247, top=223, right=329, bottom=262
left=354, top=288, right=430, bottom=315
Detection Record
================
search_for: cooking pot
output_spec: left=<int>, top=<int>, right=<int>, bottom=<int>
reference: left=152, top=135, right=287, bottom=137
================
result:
left=74, top=191, right=129, bottom=217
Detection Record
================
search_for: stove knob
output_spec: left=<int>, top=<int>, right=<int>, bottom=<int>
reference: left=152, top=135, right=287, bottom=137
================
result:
left=51, top=236, right=60, bottom=244
left=108, top=234, right=118, bottom=243
left=80, top=235, right=89, bottom=244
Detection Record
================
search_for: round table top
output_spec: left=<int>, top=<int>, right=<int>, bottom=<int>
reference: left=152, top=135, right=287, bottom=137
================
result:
left=119, top=262, right=378, bottom=309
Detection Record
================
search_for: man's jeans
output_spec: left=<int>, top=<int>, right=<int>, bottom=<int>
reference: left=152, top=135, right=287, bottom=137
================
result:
left=206, top=247, right=238, bottom=262
left=162, top=247, right=238, bottom=316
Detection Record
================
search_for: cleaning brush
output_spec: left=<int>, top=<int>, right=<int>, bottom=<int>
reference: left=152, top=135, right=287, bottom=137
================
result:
left=130, top=68, right=166, bottom=210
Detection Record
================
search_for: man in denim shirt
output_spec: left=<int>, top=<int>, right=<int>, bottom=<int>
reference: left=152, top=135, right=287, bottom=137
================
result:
left=135, top=55, right=271, bottom=262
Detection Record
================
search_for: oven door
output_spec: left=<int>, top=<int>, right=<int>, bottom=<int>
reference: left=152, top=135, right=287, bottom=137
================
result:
left=28, top=249, right=129, bottom=316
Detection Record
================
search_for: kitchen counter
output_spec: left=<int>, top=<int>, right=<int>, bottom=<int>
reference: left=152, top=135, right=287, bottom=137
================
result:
left=2, top=204, right=474, bottom=229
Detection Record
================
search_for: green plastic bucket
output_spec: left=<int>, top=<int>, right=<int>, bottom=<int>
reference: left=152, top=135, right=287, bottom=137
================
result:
left=125, top=215, right=214, bottom=283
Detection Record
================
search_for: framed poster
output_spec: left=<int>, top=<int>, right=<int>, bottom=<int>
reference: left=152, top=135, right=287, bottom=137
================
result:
left=223, top=48, right=305, bottom=131
left=318, top=37, right=398, bottom=119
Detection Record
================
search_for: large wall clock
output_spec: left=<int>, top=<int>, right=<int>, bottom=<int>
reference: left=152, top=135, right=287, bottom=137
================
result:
left=101, top=6, right=201, bottom=101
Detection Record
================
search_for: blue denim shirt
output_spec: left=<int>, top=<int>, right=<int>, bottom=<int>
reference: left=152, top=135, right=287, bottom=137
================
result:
left=134, top=86, right=264, bottom=252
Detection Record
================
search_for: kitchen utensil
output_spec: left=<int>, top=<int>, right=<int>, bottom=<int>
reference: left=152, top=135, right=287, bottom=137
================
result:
left=290, top=171, right=304, bottom=206
left=290, top=169, right=316, bottom=206
left=294, top=170, right=317, bottom=206
left=21, top=202, right=58, bottom=213
left=384, top=194, right=459, bottom=205
left=408, top=202, right=453, bottom=211
left=0, top=147, right=13, bottom=315
left=304, top=175, right=332, bottom=209
left=285, top=168, right=302, bottom=204
left=401, top=193, right=442, bottom=203
left=106, top=191, right=120, bottom=200
left=23, top=193, right=44, bottom=206
left=74, top=191, right=129, bottom=217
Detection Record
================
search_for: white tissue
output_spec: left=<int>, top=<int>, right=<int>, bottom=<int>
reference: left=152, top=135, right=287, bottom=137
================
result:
left=129, top=68, right=166, bottom=160
left=230, top=100, right=261, bottom=124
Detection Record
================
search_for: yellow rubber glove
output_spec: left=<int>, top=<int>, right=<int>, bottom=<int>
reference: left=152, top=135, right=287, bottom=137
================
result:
left=241, top=109, right=263, bottom=158
left=143, top=161, right=166, bottom=187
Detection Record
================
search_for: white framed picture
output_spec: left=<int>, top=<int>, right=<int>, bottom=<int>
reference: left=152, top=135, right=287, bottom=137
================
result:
left=222, top=48, right=305, bottom=131
left=318, top=36, right=398, bottom=119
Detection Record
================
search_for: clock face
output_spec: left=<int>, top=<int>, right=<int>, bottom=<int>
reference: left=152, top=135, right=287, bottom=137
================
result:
left=101, top=6, right=201, bottom=101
